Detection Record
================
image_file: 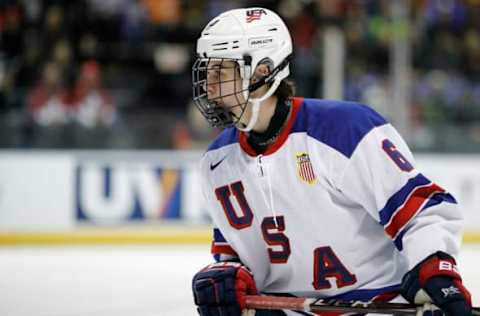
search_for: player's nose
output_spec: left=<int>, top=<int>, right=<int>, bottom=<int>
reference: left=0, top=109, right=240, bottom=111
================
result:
left=206, top=82, right=218, bottom=99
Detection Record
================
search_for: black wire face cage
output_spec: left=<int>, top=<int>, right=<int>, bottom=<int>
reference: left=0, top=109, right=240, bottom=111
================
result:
left=192, top=57, right=251, bottom=128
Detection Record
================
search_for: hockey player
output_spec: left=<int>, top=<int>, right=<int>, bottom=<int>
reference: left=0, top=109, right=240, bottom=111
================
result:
left=191, top=7, right=472, bottom=316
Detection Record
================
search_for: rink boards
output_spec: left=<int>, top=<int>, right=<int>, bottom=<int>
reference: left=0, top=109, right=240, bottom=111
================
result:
left=0, top=150, right=479, bottom=245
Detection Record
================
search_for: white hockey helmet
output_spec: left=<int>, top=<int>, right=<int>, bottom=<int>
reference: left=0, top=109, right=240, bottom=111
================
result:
left=192, top=7, right=292, bottom=130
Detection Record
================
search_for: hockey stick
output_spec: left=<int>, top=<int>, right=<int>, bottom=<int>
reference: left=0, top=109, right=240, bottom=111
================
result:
left=245, top=295, right=480, bottom=315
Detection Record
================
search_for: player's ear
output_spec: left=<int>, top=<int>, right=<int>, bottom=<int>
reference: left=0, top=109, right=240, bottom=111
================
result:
left=251, top=63, right=271, bottom=83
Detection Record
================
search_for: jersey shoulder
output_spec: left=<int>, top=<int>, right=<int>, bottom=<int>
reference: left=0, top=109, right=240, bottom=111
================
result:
left=201, top=127, right=239, bottom=172
left=292, top=98, right=388, bottom=158
left=207, top=127, right=239, bottom=153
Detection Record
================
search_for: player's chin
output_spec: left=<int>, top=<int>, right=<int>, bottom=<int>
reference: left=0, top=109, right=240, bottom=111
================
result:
left=235, top=121, right=247, bottom=129
left=234, top=114, right=251, bottom=129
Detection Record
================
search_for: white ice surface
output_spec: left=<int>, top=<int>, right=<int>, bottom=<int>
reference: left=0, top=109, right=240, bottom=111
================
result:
left=0, top=244, right=478, bottom=316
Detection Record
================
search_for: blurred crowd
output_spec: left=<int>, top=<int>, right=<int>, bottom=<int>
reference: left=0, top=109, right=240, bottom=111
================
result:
left=1, top=0, right=480, bottom=151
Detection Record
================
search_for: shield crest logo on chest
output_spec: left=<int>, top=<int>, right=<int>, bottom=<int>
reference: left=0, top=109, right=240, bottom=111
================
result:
left=296, top=152, right=317, bottom=185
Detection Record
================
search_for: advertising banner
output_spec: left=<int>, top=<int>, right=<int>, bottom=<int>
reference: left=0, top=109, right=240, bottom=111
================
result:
left=0, top=153, right=75, bottom=229
left=0, top=151, right=479, bottom=232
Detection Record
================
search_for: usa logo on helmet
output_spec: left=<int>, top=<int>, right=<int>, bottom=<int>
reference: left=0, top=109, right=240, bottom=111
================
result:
left=296, top=153, right=317, bottom=185
left=246, top=9, right=267, bottom=23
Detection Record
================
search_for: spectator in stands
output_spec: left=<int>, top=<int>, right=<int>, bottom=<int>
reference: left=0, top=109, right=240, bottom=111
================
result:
left=73, top=60, right=116, bottom=128
left=2, top=0, right=480, bottom=150
left=27, top=61, right=69, bottom=126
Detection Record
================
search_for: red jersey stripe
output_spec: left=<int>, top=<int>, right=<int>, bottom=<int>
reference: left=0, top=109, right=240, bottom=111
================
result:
left=385, top=183, right=445, bottom=238
left=211, top=243, right=238, bottom=256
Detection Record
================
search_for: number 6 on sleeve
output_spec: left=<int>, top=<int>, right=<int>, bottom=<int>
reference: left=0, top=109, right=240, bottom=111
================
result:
left=382, top=139, right=414, bottom=172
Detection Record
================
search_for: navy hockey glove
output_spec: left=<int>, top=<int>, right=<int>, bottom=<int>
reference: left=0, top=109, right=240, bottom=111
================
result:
left=192, top=261, right=257, bottom=316
left=401, top=251, right=472, bottom=316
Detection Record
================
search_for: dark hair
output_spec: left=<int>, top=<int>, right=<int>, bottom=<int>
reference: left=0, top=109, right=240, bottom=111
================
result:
left=274, top=79, right=296, bottom=102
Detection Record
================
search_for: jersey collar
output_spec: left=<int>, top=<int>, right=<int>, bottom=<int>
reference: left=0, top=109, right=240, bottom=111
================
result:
left=239, top=97, right=303, bottom=156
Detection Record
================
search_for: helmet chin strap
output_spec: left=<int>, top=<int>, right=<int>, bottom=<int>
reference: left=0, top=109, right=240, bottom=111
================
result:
left=237, top=78, right=281, bottom=132
left=237, top=55, right=291, bottom=132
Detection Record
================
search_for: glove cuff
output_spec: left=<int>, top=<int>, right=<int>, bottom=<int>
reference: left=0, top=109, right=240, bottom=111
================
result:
left=417, top=251, right=461, bottom=287
left=401, top=251, right=472, bottom=313
left=401, top=251, right=460, bottom=303
left=192, top=261, right=257, bottom=316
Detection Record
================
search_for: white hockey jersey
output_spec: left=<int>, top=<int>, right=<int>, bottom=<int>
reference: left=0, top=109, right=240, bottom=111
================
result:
left=199, top=97, right=463, bottom=305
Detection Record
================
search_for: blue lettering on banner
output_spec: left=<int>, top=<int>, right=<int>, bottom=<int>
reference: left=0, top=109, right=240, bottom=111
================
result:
left=76, top=164, right=181, bottom=223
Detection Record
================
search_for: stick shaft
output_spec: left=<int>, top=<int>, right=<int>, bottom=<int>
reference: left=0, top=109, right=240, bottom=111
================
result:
left=244, top=295, right=414, bottom=315
left=245, top=295, right=480, bottom=316
left=245, top=295, right=314, bottom=312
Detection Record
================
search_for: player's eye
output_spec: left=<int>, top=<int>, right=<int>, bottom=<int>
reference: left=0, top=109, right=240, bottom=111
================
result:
left=207, top=69, right=221, bottom=83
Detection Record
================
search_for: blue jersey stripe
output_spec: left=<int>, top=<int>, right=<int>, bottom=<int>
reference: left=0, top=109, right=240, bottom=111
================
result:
left=379, top=173, right=431, bottom=225
left=393, top=229, right=408, bottom=251
left=207, top=127, right=238, bottom=152
left=291, top=98, right=387, bottom=158
left=390, top=191, right=456, bottom=251
left=213, top=228, right=227, bottom=243
left=422, top=192, right=457, bottom=210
